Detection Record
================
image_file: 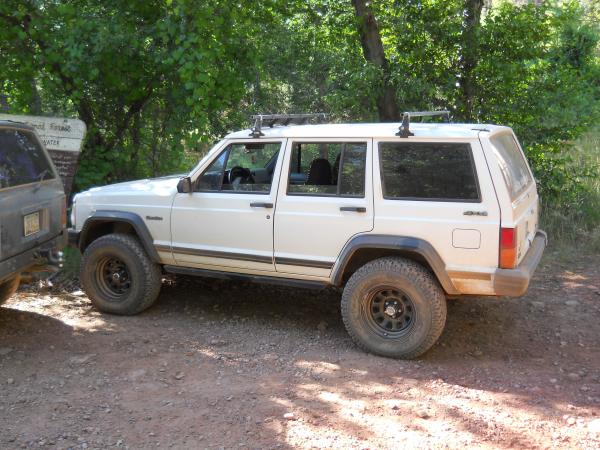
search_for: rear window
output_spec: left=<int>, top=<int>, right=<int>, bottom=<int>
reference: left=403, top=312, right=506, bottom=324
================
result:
left=379, top=142, right=480, bottom=202
left=0, top=128, right=55, bottom=189
left=490, top=133, right=532, bottom=201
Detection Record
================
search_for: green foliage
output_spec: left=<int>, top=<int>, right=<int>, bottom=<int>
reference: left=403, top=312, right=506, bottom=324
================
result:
left=0, top=0, right=275, bottom=189
left=247, top=0, right=600, bottom=216
left=540, top=129, right=600, bottom=251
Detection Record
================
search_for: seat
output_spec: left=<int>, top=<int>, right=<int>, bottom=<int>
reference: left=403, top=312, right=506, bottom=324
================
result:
left=306, top=158, right=332, bottom=185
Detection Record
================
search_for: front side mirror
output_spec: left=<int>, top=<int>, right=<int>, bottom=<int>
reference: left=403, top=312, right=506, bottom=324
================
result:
left=177, top=176, right=192, bottom=193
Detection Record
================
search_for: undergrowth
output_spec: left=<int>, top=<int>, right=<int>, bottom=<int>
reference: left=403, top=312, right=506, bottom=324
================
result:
left=540, top=129, right=600, bottom=256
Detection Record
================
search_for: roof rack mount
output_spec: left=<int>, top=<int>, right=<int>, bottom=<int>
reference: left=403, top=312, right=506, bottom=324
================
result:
left=250, top=113, right=328, bottom=138
left=396, top=110, right=450, bottom=138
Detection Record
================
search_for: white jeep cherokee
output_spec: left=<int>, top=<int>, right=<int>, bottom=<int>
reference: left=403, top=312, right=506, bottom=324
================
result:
left=69, top=112, right=547, bottom=359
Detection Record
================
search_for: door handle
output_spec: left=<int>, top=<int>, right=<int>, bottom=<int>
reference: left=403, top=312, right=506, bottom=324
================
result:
left=340, top=206, right=367, bottom=213
left=463, top=210, right=488, bottom=216
left=250, top=202, right=273, bottom=208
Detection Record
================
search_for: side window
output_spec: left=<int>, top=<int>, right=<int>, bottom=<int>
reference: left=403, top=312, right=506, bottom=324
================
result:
left=490, top=133, right=532, bottom=201
left=379, top=142, right=480, bottom=202
left=195, top=150, right=227, bottom=191
left=288, top=142, right=367, bottom=197
left=195, top=142, right=280, bottom=193
left=0, top=129, right=55, bottom=189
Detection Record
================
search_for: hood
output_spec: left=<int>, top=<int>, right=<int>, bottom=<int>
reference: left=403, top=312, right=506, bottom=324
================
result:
left=88, top=174, right=181, bottom=193
left=75, top=174, right=183, bottom=204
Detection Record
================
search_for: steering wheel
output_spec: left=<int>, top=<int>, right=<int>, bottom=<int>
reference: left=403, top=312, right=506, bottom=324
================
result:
left=228, top=166, right=254, bottom=185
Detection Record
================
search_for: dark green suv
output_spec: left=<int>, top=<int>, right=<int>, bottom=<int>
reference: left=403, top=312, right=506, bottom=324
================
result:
left=0, top=120, right=67, bottom=305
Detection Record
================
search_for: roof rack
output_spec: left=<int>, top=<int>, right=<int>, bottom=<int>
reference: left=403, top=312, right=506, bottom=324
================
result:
left=250, top=113, right=328, bottom=138
left=396, top=110, right=450, bottom=138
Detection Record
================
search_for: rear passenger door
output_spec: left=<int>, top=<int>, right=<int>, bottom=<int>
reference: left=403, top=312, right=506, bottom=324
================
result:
left=273, top=139, right=373, bottom=278
left=373, top=140, right=500, bottom=287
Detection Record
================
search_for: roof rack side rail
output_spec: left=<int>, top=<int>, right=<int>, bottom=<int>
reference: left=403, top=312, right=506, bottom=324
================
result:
left=396, top=110, right=450, bottom=138
left=250, top=113, right=328, bottom=138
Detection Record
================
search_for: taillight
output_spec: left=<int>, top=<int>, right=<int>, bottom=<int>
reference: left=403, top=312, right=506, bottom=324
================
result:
left=61, top=199, right=67, bottom=228
left=499, top=227, right=517, bottom=269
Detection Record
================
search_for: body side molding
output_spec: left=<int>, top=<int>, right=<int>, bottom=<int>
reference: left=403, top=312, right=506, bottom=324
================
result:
left=331, top=234, right=460, bottom=295
left=164, top=265, right=329, bottom=290
left=79, top=210, right=160, bottom=262
left=169, top=246, right=273, bottom=264
left=274, top=257, right=333, bottom=269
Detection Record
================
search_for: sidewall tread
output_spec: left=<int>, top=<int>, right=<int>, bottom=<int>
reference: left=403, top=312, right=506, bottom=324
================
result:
left=0, top=275, right=21, bottom=306
left=81, top=233, right=161, bottom=315
left=341, top=257, right=447, bottom=359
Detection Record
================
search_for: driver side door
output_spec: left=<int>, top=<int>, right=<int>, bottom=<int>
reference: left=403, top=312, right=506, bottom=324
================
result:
left=170, top=139, right=285, bottom=273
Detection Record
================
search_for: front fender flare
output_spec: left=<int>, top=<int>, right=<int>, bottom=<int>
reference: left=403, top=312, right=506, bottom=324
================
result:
left=79, top=210, right=160, bottom=262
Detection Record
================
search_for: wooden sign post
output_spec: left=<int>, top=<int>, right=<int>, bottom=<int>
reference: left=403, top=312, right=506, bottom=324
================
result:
left=0, top=114, right=86, bottom=198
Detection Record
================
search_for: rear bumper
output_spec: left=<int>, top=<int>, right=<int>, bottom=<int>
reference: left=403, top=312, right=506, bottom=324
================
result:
left=492, top=230, right=547, bottom=297
left=0, top=230, right=67, bottom=284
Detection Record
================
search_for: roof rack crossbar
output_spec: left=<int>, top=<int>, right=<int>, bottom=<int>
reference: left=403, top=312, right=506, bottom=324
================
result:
left=396, top=110, right=450, bottom=138
left=250, top=113, right=328, bottom=138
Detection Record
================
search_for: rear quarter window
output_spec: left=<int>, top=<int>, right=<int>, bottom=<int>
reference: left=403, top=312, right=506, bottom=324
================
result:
left=0, top=128, right=55, bottom=189
left=489, top=133, right=533, bottom=201
left=379, top=142, right=480, bottom=202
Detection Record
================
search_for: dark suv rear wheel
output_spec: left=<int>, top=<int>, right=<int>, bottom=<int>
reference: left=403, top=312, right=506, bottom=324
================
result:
left=341, top=257, right=447, bottom=359
left=0, top=275, right=20, bottom=306
left=81, top=233, right=161, bottom=315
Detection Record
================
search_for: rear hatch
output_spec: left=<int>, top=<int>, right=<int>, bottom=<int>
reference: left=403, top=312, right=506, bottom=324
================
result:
left=0, top=125, right=65, bottom=262
left=487, top=131, right=538, bottom=265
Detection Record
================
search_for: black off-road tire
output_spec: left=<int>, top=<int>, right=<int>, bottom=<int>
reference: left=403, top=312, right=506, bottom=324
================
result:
left=0, top=275, right=20, bottom=306
left=341, top=257, right=447, bottom=359
left=81, top=233, right=162, bottom=315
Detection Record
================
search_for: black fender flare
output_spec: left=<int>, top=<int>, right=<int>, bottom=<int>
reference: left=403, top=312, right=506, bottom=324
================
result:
left=331, top=234, right=459, bottom=295
left=79, top=210, right=160, bottom=262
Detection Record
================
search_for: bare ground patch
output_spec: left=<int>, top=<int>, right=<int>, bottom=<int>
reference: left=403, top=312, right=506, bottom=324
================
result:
left=1, top=254, right=599, bottom=449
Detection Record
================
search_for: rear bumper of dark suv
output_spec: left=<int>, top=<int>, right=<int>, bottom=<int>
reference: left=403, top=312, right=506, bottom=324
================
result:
left=492, top=230, right=547, bottom=297
left=0, top=231, right=67, bottom=284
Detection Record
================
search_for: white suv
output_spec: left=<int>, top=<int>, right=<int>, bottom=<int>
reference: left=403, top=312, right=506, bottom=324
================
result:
left=69, top=113, right=546, bottom=358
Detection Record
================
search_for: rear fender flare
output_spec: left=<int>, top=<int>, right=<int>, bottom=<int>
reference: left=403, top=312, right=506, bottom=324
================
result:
left=331, top=234, right=459, bottom=295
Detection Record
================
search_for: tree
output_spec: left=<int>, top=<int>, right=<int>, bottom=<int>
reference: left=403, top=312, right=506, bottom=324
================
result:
left=351, top=0, right=401, bottom=121
left=0, top=0, right=276, bottom=189
left=0, top=0, right=598, bottom=208
left=457, top=0, right=485, bottom=121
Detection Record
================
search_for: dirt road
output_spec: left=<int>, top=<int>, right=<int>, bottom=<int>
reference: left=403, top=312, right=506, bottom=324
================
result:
left=1, top=253, right=599, bottom=449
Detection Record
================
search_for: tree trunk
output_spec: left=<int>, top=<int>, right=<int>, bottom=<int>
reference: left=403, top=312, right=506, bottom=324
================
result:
left=0, top=94, right=9, bottom=113
left=459, top=0, right=484, bottom=121
left=29, top=76, right=42, bottom=115
left=351, top=0, right=401, bottom=122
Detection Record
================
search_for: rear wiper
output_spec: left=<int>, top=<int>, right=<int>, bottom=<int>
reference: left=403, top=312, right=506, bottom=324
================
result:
left=33, top=169, right=50, bottom=191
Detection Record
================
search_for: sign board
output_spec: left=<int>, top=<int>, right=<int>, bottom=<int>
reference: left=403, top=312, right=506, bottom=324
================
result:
left=0, top=114, right=86, bottom=197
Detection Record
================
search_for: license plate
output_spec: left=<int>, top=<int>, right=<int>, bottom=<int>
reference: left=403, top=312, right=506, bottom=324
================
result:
left=24, top=211, right=40, bottom=236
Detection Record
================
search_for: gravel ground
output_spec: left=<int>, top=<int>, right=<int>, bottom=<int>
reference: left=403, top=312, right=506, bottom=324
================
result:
left=0, top=253, right=599, bottom=449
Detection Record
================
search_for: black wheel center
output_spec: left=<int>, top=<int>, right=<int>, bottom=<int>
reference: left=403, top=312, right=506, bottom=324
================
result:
left=365, top=287, right=415, bottom=335
left=384, top=299, right=404, bottom=318
left=97, top=256, right=132, bottom=299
